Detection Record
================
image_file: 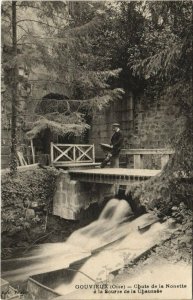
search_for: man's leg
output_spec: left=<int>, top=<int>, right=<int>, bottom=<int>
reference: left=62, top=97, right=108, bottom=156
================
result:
left=100, top=153, right=112, bottom=168
left=110, top=156, right=119, bottom=168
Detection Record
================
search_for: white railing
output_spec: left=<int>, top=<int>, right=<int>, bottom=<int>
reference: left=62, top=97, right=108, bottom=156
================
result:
left=50, top=143, right=95, bottom=165
left=121, top=148, right=174, bottom=169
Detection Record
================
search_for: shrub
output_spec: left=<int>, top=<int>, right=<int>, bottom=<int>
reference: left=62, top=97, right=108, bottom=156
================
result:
left=126, top=173, right=193, bottom=215
left=1, top=167, right=59, bottom=238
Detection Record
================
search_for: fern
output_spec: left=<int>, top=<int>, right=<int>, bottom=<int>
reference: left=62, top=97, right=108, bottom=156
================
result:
left=26, top=113, right=89, bottom=139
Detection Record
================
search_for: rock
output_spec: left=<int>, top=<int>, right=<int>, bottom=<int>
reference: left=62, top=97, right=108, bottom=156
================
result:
left=171, top=206, right=178, bottom=211
left=31, top=201, right=38, bottom=208
left=167, top=218, right=177, bottom=229
left=23, top=199, right=31, bottom=208
left=16, top=241, right=29, bottom=247
left=25, top=208, right=35, bottom=220
left=179, top=202, right=185, bottom=208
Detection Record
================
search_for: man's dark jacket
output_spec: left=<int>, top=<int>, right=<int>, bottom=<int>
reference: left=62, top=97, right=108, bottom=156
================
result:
left=110, top=130, right=124, bottom=157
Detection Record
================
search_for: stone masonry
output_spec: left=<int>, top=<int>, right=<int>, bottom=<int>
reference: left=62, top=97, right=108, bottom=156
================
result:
left=89, top=91, right=183, bottom=169
left=53, top=171, right=117, bottom=220
left=89, top=90, right=134, bottom=158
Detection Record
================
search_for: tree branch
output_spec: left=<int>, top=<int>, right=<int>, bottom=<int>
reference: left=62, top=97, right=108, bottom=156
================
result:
left=17, top=42, right=52, bottom=51
left=23, top=231, right=54, bottom=253
left=16, top=3, right=68, bottom=21
left=17, top=24, right=30, bottom=35
left=17, top=34, right=28, bottom=43
left=16, top=19, right=63, bottom=30
left=18, top=34, right=67, bottom=41
left=2, top=18, right=11, bottom=23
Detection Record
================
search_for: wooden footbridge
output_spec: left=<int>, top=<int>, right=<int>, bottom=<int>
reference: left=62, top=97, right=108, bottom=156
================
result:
left=69, top=168, right=160, bottom=185
left=50, top=143, right=99, bottom=168
left=52, top=144, right=174, bottom=220
left=51, top=143, right=174, bottom=184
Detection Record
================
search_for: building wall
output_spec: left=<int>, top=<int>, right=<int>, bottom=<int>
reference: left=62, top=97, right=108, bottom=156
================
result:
left=131, top=96, right=182, bottom=149
left=89, top=91, right=134, bottom=158
left=89, top=91, right=182, bottom=167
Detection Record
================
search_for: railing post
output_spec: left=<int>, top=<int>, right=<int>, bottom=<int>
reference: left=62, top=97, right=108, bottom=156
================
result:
left=161, top=154, right=170, bottom=169
left=126, top=155, right=130, bottom=168
left=92, top=144, right=95, bottom=163
left=134, top=154, right=143, bottom=169
left=50, top=142, right=54, bottom=164
left=30, top=139, right=35, bottom=164
left=73, top=145, right=76, bottom=162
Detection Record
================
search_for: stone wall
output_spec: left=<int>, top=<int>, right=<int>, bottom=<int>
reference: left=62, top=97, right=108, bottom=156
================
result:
left=131, top=96, right=183, bottom=169
left=53, top=171, right=117, bottom=220
left=89, top=91, right=182, bottom=169
left=131, top=97, right=180, bottom=149
left=89, top=91, right=134, bottom=158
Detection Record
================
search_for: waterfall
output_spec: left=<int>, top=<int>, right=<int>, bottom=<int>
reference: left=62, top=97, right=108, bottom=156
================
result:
left=2, top=199, right=133, bottom=283
left=68, top=199, right=133, bottom=250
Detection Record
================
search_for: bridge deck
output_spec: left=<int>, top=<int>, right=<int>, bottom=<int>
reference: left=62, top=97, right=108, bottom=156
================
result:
left=52, top=162, right=100, bottom=169
left=69, top=168, right=161, bottom=185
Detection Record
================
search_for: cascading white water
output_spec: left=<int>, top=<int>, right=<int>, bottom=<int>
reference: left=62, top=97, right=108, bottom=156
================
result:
left=2, top=199, right=133, bottom=283
left=53, top=199, right=170, bottom=296
left=1, top=195, right=181, bottom=300
left=52, top=199, right=135, bottom=294
left=68, top=199, right=133, bottom=250
left=2, top=197, right=171, bottom=299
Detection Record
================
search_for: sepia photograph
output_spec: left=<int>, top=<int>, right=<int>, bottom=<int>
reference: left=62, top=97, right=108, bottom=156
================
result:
left=1, top=1, right=192, bottom=299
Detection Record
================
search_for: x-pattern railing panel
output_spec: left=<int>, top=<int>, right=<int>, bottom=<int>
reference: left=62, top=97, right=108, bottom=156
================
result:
left=51, top=143, right=95, bottom=164
left=76, top=145, right=93, bottom=161
left=53, top=144, right=74, bottom=162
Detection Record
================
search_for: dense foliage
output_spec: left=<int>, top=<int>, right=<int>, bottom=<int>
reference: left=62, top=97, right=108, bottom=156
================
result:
left=1, top=1, right=192, bottom=259
left=3, top=1, right=192, bottom=163
left=2, top=1, right=124, bottom=143
left=121, top=1, right=193, bottom=219
left=1, top=167, right=59, bottom=248
left=128, top=1, right=193, bottom=173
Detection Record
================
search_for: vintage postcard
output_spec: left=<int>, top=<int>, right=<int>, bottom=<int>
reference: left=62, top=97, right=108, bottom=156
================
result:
left=1, top=1, right=192, bottom=299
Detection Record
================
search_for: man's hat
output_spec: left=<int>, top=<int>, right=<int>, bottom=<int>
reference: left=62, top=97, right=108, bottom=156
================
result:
left=112, top=123, right=120, bottom=127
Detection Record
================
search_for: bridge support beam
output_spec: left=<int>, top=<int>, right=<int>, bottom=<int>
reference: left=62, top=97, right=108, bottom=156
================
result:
left=53, top=171, right=118, bottom=220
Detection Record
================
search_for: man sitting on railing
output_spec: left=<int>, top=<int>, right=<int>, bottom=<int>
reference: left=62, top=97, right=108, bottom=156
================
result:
left=100, top=123, right=124, bottom=168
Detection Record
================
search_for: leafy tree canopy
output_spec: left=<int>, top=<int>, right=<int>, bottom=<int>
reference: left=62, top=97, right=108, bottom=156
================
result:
left=2, top=1, right=192, bottom=175
left=2, top=1, right=124, bottom=140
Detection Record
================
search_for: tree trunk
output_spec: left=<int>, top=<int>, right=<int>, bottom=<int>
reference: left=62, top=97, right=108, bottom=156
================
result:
left=10, top=1, right=18, bottom=175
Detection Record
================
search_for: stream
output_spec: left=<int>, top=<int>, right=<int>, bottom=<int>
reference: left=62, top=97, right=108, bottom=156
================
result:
left=2, top=199, right=171, bottom=297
